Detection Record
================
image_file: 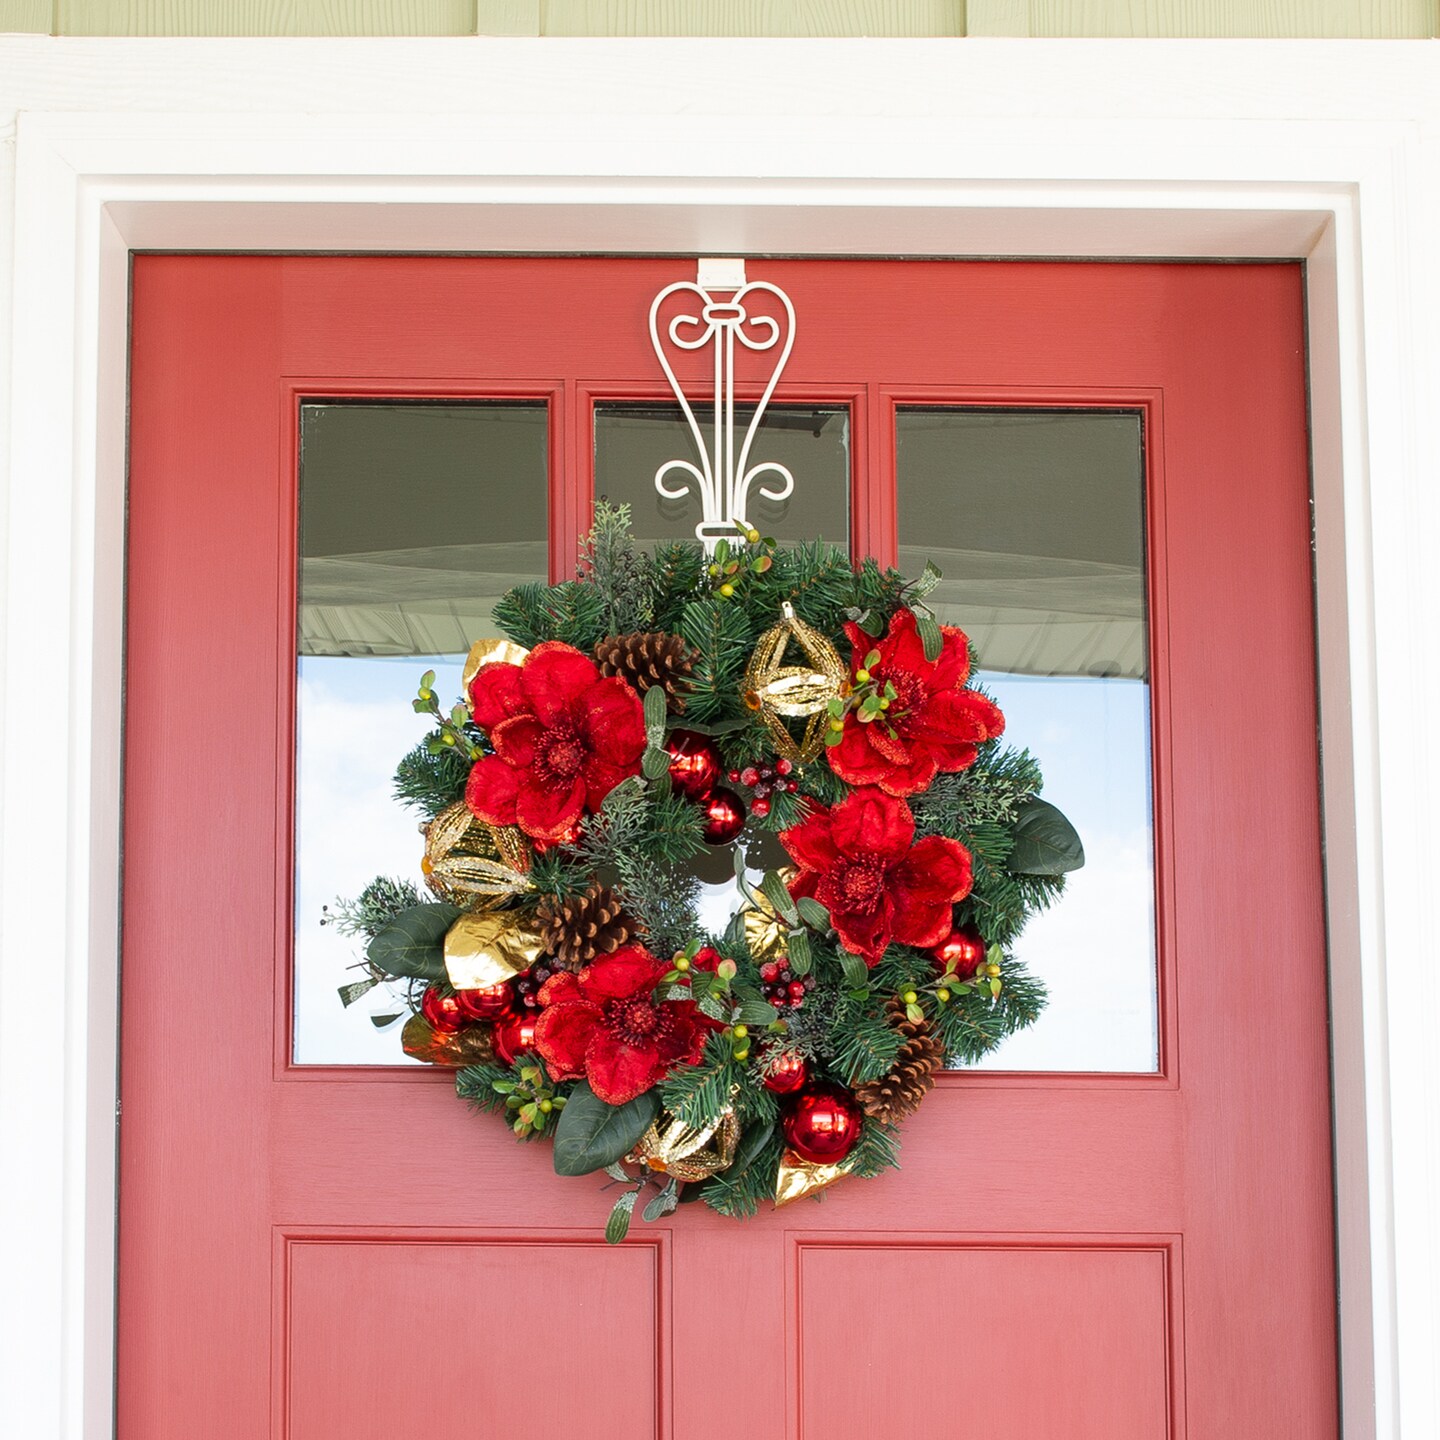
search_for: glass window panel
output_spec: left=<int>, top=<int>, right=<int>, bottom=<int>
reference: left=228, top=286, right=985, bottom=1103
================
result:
left=896, top=409, right=1157, bottom=1073
left=293, top=402, right=547, bottom=1064
left=594, top=403, right=850, bottom=549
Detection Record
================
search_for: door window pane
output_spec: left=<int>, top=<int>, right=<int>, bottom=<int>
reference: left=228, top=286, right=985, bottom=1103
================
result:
left=896, top=410, right=1157, bottom=1073
left=594, top=403, right=850, bottom=549
left=293, top=402, right=547, bottom=1064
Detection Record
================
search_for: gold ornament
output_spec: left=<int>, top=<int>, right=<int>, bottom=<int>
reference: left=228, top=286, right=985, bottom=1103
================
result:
left=626, top=1109, right=741, bottom=1183
left=773, top=1148, right=854, bottom=1207
left=443, top=910, right=544, bottom=991
left=462, top=636, right=531, bottom=701
left=422, top=801, right=531, bottom=908
left=742, top=866, right=799, bottom=963
left=742, top=602, right=847, bottom=764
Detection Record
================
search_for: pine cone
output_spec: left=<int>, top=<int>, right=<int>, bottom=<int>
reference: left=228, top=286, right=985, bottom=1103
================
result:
left=535, top=884, right=638, bottom=971
left=854, top=997, right=946, bottom=1124
left=593, top=631, right=695, bottom=713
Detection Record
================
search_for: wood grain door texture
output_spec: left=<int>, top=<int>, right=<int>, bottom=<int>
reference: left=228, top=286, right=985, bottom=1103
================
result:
left=120, top=255, right=1334, bottom=1439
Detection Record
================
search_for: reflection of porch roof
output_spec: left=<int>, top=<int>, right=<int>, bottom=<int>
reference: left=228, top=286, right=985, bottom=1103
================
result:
left=300, top=537, right=1144, bottom=679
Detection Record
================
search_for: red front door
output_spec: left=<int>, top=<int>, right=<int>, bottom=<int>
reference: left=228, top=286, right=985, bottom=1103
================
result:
left=120, top=256, right=1335, bottom=1438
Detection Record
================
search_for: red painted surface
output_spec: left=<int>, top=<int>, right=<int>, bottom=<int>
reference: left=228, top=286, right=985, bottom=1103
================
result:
left=121, top=257, right=1334, bottom=1439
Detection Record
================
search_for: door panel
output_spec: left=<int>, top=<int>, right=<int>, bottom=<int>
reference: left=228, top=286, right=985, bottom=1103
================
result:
left=121, top=256, right=1334, bottom=1438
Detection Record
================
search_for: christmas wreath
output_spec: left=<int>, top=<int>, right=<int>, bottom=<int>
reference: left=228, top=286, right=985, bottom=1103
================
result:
left=331, top=503, right=1082, bottom=1239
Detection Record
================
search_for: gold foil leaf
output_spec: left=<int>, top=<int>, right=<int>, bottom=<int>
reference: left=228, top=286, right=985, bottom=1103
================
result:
left=462, top=637, right=531, bottom=695
left=774, top=1148, right=854, bottom=1208
left=443, top=910, right=543, bottom=990
left=742, top=867, right=799, bottom=962
left=401, top=1014, right=495, bottom=1068
left=626, top=1109, right=741, bottom=1183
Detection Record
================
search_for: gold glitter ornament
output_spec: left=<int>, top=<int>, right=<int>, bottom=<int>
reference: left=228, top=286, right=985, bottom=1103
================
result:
left=421, top=801, right=531, bottom=908
left=773, top=1149, right=855, bottom=1207
left=626, top=1108, right=742, bottom=1183
left=443, top=910, right=545, bottom=991
left=742, top=602, right=847, bottom=764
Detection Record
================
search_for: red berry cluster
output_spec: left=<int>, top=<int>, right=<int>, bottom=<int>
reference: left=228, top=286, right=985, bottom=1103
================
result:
left=759, top=958, right=815, bottom=1010
left=513, top=959, right=559, bottom=1009
left=727, top=756, right=798, bottom=818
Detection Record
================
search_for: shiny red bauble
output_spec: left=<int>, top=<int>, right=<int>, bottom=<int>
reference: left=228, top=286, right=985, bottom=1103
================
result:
left=420, top=985, right=468, bottom=1034
left=454, top=980, right=516, bottom=1022
left=491, top=1011, right=540, bottom=1067
left=929, top=922, right=987, bottom=979
left=762, top=1050, right=810, bottom=1094
left=665, top=729, right=723, bottom=800
left=700, top=786, right=746, bottom=845
left=782, top=1083, right=863, bottom=1164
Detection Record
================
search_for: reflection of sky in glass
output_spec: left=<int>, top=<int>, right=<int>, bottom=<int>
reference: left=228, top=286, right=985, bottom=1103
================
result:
left=295, top=656, right=1157, bottom=1073
left=966, top=672, right=1157, bottom=1072
left=293, top=653, right=461, bottom=1064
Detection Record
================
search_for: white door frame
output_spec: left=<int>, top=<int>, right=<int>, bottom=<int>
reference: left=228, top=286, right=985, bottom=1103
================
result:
left=2, top=37, right=1436, bottom=1440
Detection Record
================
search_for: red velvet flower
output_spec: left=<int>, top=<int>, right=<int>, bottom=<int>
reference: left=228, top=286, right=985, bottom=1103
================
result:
left=533, top=945, right=710, bottom=1105
left=464, top=641, right=646, bottom=841
left=829, top=607, right=1006, bottom=798
left=780, top=787, right=974, bottom=966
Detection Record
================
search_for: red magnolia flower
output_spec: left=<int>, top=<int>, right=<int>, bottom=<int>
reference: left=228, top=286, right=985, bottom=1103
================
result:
left=829, top=607, right=1006, bottom=798
left=465, top=641, right=646, bottom=841
left=781, top=787, right=973, bottom=966
left=533, top=946, right=710, bottom=1105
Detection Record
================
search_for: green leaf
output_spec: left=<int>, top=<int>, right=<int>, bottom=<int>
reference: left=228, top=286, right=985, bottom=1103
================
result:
left=697, top=992, right=731, bottom=1022
left=365, top=902, right=461, bottom=981
left=642, top=745, right=672, bottom=781
left=839, top=950, right=870, bottom=988
left=760, top=870, right=798, bottom=925
left=337, top=978, right=378, bottom=1007
left=795, top=896, right=830, bottom=931
left=605, top=1190, right=638, bottom=1244
left=642, top=1180, right=680, bottom=1222
left=787, top=929, right=811, bottom=974
left=915, top=613, right=944, bottom=662
left=553, top=1083, right=661, bottom=1177
left=735, top=998, right=780, bottom=1027
left=727, top=1120, right=777, bottom=1179
left=420, top=669, right=436, bottom=690
left=643, top=683, right=668, bottom=745
left=603, top=1162, right=631, bottom=1182
left=1008, top=797, right=1085, bottom=875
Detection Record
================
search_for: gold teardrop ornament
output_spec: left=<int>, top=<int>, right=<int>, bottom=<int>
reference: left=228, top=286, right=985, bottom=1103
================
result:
left=773, top=1149, right=855, bottom=1207
left=422, top=801, right=531, bottom=908
left=742, top=602, right=847, bottom=764
left=625, top=1108, right=742, bottom=1183
left=443, top=910, right=544, bottom=991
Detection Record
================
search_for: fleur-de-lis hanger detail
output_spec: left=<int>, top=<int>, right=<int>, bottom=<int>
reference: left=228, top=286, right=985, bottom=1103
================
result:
left=649, top=262, right=796, bottom=554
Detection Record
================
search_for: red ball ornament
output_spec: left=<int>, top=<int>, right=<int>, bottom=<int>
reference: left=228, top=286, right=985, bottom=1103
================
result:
left=665, top=729, right=723, bottom=799
left=420, top=985, right=467, bottom=1034
left=700, top=786, right=746, bottom=845
left=763, top=1051, right=810, bottom=1094
left=492, top=1011, right=540, bottom=1067
left=454, top=980, right=516, bottom=1022
left=783, top=1083, right=863, bottom=1165
left=930, top=922, right=987, bottom=979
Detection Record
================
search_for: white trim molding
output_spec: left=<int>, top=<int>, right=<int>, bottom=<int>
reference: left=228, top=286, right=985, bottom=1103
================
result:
left=1, top=36, right=1437, bottom=1440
